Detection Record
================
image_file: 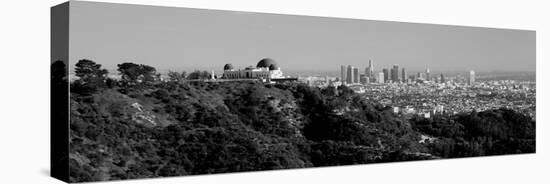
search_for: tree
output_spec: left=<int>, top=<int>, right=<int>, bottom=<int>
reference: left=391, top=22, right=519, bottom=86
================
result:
left=181, top=71, right=187, bottom=79
left=321, top=85, right=338, bottom=97
left=167, top=71, right=187, bottom=83
left=75, top=59, right=108, bottom=84
left=186, top=70, right=210, bottom=80
left=337, top=85, right=354, bottom=97
left=73, top=59, right=108, bottom=93
left=186, top=71, right=200, bottom=80
left=201, top=71, right=210, bottom=79
left=140, top=64, right=157, bottom=84
left=117, top=62, right=157, bottom=85
left=117, top=62, right=141, bottom=83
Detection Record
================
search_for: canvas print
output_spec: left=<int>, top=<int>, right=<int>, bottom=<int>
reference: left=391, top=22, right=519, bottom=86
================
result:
left=51, top=1, right=536, bottom=183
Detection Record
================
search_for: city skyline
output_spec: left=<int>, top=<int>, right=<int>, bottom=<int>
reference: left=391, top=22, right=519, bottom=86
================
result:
left=339, top=63, right=465, bottom=84
left=68, top=1, right=535, bottom=73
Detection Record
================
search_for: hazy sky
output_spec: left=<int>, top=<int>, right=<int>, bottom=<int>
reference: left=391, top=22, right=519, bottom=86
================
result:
left=68, top=1, right=535, bottom=73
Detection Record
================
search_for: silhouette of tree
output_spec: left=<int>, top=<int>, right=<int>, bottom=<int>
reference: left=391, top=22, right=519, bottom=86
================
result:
left=337, top=84, right=354, bottom=97
left=72, top=59, right=108, bottom=94
left=186, top=70, right=210, bottom=80
left=117, top=62, right=157, bottom=86
left=167, top=71, right=187, bottom=82
left=140, top=65, right=157, bottom=84
left=75, top=59, right=108, bottom=85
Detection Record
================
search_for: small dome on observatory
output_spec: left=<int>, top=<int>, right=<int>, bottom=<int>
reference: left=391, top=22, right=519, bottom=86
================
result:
left=223, top=63, right=234, bottom=70
left=256, top=58, right=277, bottom=68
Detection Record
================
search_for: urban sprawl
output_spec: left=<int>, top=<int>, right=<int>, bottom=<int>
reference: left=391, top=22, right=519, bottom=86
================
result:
left=300, top=60, right=535, bottom=120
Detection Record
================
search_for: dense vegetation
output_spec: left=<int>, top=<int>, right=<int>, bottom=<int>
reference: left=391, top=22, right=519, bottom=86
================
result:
left=60, top=60, right=535, bottom=182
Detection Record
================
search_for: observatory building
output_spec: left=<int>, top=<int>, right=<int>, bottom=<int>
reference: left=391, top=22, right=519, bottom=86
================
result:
left=222, top=58, right=284, bottom=79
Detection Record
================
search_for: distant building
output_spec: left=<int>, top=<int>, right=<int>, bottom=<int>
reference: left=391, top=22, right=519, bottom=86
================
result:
left=346, top=65, right=353, bottom=84
left=377, top=72, right=385, bottom=83
left=417, top=72, right=425, bottom=80
left=393, top=107, right=399, bottom=114
left=340, top=65, right=347, bottom=83
left=468, top=70, right=475, bottom=85
left=434, top=105, right=445, bottom=114
left=330, top=81, right=342, bottom=87
left=425, top=68, right=431, bottom=81
left=365, top=60, right=374, bottom=78
left=306, top=77, right=314, bottom=86
left=353, top=67, right=359, bottom=84
left=383, top=68, right=389, bottom=83
left=360, top=74, right=370, bottom=84
left=419, top=112, right=430, bottom=118
left=222, top=58, right=283, bottom=79
left=369, top=60, right=374, bottom=76
left=440, top=73, right=445, bottom=83
left=389, top=69, right=394, bottom=82
left=391, top=64, right=399, bottom=83
left=401, top=68, right=407, bottom=83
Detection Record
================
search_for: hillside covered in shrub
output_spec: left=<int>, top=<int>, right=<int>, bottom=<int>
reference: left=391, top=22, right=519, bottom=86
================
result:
left=58, top=60, right=536, bottom=182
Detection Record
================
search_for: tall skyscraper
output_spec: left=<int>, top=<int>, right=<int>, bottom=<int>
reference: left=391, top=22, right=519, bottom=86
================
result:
left=364, top=60, right=374, bottom=82
left=377, top=72, right=384, bottom=83
left=368, top=60, right=374, bottom=77
left=391, top=64, right=399, bottom=83
left=340, top=65, right=346, bottom=83
left=401, top=68, right=407, bottom=83
left=346, top=65, right=353, bottom=84
left=425, top=68, right=431, bottom=81
left=353, top=67, right=359, bottom=84
left=383, top=68, right=389, bottom=83
left=390, top=69, right=394, bottom=82
left=468, top=70, right=475, bottom=85
left=440, top=73, right=445, bottom=83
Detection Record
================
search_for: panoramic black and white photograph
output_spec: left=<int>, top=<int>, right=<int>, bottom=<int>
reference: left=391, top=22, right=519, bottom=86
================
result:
left=50, top=1, right=535, bottom=183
